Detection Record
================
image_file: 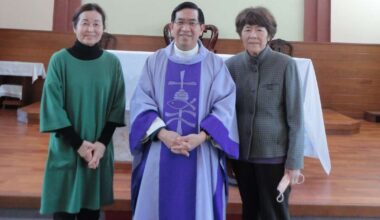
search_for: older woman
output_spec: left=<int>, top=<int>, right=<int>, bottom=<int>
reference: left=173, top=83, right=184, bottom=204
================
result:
left=39, top=3, right=125, bottom=220
left=225, top=7, right=304, bottom=220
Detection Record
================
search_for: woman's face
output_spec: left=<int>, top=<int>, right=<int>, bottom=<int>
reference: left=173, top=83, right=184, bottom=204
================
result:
left=240, top=24, right=269, bottom=56
left=73, top=10, right=104, bottom=46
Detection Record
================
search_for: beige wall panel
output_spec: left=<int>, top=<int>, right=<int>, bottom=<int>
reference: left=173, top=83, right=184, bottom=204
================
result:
left=82, top=0, right=304, bottom=40
left=0, top=0, right=54, bottom=31
left=331, top=0, right=380, bottom=44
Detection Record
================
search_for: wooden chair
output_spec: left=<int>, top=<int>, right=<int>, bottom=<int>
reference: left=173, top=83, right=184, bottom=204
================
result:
left=99, top=32, right=117, bottom=49
left=163, top=23, right=219, bottom=52
left=269, top=38, right=293, bottom=56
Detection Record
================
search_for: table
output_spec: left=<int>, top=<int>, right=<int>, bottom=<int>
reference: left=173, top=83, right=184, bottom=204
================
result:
left=108, top=51, right=151, bottom=111
left=0, top=61, right=46, bottom=83
left=108, top=50, right=331, bottom=175
left=0, top=61, right=46, bottom=105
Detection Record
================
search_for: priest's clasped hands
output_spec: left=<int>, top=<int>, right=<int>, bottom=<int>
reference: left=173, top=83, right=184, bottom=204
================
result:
left=157, top=128, right=208, bottom=157
left=77, top=141, right=106, bottom=169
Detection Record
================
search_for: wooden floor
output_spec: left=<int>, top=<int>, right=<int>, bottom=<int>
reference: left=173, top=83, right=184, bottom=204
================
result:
left=0, top=108, right=380, bottom=218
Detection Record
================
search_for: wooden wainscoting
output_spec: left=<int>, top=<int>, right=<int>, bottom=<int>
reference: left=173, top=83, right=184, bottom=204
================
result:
left=1, top=29, right=380, bottom=118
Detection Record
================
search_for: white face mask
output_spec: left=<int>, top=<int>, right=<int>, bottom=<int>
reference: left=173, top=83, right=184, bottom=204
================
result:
left=276, top=173, right=305, bottom=203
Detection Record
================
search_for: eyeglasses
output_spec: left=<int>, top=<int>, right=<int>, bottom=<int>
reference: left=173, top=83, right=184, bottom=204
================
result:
left=174, top=20, right=200, bottom=28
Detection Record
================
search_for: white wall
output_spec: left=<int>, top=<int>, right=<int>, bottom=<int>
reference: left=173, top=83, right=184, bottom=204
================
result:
left=2, top=0, right=380, bottom=43
left=82, top=0, right=304, bottom=40
left=0, top=0, right=54, bottom=31
left=0, top=0, right=303, bottom=40
left=331, top=0, right=380, bottom=44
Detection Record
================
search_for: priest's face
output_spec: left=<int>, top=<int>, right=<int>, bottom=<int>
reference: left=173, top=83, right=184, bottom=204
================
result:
left=170, top=8, right=205, bottom=51
left=73, top=10, right=104, bottom=46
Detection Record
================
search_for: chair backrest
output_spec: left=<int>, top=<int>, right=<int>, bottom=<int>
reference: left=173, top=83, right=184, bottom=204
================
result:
left=268, top=38, right=293, bottom=56
left=99, top=32, right=117, bottom=49
left=163, top=23, right=219, bottom=52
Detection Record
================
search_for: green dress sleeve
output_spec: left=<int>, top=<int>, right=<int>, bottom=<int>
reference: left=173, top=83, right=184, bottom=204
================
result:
left=40, top=52, right=72, bottom=132
left=106, top=59, right=126, bottom=125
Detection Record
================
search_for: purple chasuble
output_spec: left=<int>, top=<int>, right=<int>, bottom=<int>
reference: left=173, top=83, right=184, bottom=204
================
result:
left=159, top=60, right=201, bottom=220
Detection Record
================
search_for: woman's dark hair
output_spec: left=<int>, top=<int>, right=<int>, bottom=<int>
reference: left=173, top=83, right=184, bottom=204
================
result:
left=235, top=6, right=277, bottom=39
left=72, top=3, right=106, bottom=29
left=171, top=1, right=205, bottom=24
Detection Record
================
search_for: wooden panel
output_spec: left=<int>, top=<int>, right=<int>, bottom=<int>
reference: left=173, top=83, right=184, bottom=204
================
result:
left=323, top=109, right=361, bottom=135
left=291, top=42, right=380, bottom=118
left=0, top=29, right=75, bottom=66
left=1, top=29, right=380, bottom=118
left=0, top=29, right=74, bottom=104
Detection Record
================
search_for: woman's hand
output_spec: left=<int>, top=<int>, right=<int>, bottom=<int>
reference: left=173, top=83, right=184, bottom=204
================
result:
left=285, top=169, right=304, bottom=185
left=88, top=142, right=106, bottom=169
left=77, top=140, right=95, bottom=162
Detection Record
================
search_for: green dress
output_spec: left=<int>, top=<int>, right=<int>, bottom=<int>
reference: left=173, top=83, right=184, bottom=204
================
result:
left=39, top=49, right=125, bottom=214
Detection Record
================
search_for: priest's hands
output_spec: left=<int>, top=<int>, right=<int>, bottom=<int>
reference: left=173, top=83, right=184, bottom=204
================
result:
left=175, top=131, right=207, bottom=155
left=157, top=128, right=188, bottom=156
left=157, top=129, right=208, bottom=157
left=77, top=141, right=106, bottom=169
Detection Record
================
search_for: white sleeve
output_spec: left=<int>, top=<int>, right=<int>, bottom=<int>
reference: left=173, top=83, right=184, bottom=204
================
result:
left=142, top=117, right=166, bottom=143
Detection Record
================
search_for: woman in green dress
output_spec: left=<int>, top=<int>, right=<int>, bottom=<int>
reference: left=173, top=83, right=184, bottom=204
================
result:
left=39, top=3, right=125, bottom=220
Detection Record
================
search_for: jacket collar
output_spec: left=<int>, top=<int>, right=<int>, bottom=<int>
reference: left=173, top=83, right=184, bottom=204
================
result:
left=244, top=45, right=271, bottom=65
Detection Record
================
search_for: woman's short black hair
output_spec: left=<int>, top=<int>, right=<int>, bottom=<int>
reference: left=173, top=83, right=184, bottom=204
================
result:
left=235, top=6, right=277, bottom=39
left=72, top=3, right=106, bottom=29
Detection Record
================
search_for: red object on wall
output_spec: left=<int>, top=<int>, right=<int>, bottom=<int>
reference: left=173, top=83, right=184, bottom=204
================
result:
left=304, top=0, right=331, bottom=42
left=53, top=0, right=81, bottom=32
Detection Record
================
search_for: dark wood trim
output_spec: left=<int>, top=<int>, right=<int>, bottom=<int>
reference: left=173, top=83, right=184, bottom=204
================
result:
left=53, top=0, right=81, bottom=32
left=304, top=0, right=331, bottom=42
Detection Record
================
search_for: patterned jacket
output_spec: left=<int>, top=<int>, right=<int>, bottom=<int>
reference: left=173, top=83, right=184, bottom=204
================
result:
left=226, top=46, right=304, bottom=169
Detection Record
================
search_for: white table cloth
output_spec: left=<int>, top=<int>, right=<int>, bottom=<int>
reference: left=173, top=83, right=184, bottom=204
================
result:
left=293, top=58, right=331, bottom=175
left=109, top=50, right=331, bottom=174
left=0, top=61, right=46, bottom=83
left=0, top=84, right=23, bottom=99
